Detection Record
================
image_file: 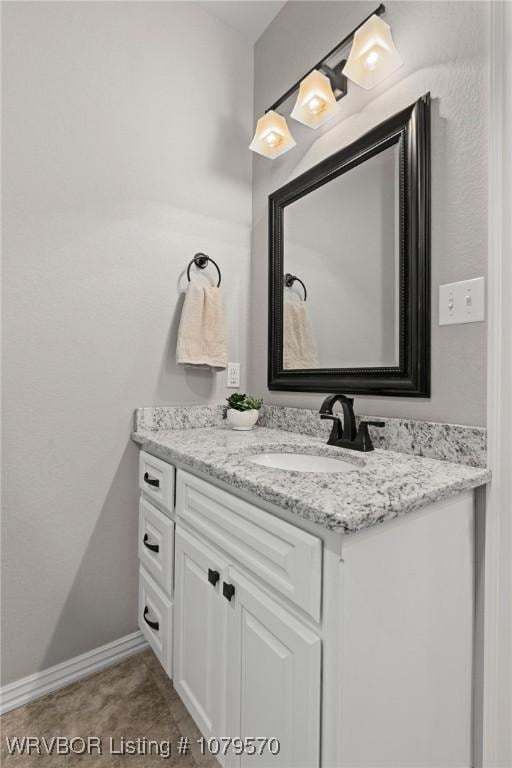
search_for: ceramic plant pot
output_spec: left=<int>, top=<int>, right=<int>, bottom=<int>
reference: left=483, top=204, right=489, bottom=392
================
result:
left=226, top=408, right=259, bottom=431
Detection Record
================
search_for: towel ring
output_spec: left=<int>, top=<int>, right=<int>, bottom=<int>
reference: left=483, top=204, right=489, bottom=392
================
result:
left=186, top=253, right=222, bottom=287
left=284, top=273, right=307, bottom=301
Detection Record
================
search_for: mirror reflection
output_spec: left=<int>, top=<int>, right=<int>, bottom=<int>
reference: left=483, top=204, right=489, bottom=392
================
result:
left=283, top=142, right=400, bottom=370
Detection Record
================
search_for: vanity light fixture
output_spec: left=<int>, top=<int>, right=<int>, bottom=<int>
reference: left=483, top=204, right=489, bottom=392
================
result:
left=342, top=14, right=402, bottom=90
left=290, top=69, right=338, bottom=129
left=249, top=4, right=403, bottom=160
left=248, top=110, right=296, bottom=159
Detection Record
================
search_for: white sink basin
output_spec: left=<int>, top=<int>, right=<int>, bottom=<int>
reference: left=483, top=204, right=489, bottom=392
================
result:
left=247, top=452, right=358, bottom=474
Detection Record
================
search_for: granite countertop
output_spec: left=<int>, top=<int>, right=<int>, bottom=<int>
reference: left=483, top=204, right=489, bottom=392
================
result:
left=133, top=425, right=491, bottom=535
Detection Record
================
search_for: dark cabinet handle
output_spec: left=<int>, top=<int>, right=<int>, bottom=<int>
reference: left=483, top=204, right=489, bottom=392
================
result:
left=143, top=533, right=159, bottom=553
left=208, top=568, right=220, bottom=587
left=223, top=582, right=235, bottom=602
left=143, top=607, right=159, bottom=631
left=143, top=472, right=160, bottom=488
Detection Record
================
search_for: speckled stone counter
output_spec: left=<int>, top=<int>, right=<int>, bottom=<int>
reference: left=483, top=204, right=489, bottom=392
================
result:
left=132, top=424, right=490, bottom=535
left=135, top=404, right=487, bottom=467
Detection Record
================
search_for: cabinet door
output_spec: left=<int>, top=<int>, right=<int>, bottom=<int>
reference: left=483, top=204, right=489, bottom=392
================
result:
left=173, top=525, right=227, bottom=740
left=225, top=570, right=321, bottom=768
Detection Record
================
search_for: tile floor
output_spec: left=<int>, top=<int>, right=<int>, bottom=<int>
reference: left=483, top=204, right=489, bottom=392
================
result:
left=0, top=650, right=219, bottom=767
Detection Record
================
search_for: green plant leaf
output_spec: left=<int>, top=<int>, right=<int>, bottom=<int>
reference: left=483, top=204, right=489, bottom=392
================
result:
left=226, top=393, right=263, bottom=412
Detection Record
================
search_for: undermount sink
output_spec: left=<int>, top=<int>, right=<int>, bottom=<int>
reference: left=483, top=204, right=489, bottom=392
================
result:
left=247, top=452, right=358, bottom=474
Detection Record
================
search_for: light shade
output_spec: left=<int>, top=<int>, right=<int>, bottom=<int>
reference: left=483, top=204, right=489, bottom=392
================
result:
left=342, top=15, right=403, bottom=90
left=249, top=110, right=296, bottom=159
left=290, top=69, right=338, bottom=129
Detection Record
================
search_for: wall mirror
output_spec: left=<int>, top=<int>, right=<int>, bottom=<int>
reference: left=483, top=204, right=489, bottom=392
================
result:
left=268, top=94, right=431, bottom=396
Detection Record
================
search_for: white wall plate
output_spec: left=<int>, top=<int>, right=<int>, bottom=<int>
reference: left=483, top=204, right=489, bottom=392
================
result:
left=439, top=277, right=485, bottom=325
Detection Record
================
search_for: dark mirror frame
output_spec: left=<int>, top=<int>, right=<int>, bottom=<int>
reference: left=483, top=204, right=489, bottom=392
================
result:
left=268, top=93, right=431, bottom=397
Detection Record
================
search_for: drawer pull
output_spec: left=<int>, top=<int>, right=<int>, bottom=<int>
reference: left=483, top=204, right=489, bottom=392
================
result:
left=143, top=606, right=159, bottom=631
left=208, top=568, right=220, bottom=587
left=223, top=582, right=235, bottom=602
left=143, top=534, right=159, bottom=553
left=143, top=472, right=160, bottom=488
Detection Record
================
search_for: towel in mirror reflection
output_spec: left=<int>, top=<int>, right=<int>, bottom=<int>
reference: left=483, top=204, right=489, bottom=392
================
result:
left=283, top=297, right=319, bottom=369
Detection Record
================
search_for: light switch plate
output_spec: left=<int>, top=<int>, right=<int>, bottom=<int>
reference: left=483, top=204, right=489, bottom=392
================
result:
left=439, top=277, right=485, bottom=325
left=227, top=362, right=240, bottom=388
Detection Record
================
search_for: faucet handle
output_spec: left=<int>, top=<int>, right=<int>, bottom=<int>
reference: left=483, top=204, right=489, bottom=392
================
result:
left=320, top=413, right=343, bottom=443
left=355, top=420, right=385, bottom=452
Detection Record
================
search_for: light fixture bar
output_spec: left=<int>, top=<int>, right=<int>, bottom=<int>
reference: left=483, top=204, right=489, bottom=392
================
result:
left=265, top=3, right=385, bottom=114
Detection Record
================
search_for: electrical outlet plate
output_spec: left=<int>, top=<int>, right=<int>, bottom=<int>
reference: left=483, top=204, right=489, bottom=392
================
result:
left=439, top=277, right=485, bottom=326
left=227, top=362, right=240, bottom=388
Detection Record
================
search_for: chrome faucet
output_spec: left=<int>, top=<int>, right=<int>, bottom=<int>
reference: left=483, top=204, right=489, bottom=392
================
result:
left=319, top=394, right=385, bottom=452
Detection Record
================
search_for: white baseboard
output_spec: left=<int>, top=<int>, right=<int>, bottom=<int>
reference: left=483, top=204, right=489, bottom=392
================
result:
left=0, top=631, right=148, bottom=716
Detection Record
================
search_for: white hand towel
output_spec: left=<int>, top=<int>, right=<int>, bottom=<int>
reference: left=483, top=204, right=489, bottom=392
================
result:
left=283, top=301, right=319, bottom=369
left=176, top=283, right=227, bottom=370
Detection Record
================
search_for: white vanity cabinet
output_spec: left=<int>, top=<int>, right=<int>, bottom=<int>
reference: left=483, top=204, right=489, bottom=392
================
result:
left=139, top=453, right=477, bottom=768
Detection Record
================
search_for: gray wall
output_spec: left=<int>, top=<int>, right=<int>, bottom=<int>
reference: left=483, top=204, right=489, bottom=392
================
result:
left=1, top=1, right=253, bottom=684
left=250, top=1, right=489, bottom=425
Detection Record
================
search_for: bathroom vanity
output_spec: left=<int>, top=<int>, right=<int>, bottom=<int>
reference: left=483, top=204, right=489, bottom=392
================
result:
left=134, top=416, right=489, bottom=768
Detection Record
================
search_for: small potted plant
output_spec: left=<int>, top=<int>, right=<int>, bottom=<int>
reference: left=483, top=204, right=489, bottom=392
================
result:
left=226, top=393, right=263, bottom=431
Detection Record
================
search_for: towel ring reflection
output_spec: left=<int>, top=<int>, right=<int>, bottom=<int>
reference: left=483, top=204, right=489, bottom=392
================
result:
left=284, top=273, right=307, bottom=301
left=186, top=253, right=222, bottom=287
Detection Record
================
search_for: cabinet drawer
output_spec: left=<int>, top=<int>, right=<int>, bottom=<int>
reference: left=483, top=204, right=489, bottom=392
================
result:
left=139, top=497, right=174, bottom=596
left=139, top=451, right=174, bottom=514
left=176, top=470, right=322, bottom=621
left=139, top=566, right=173, bottom=677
